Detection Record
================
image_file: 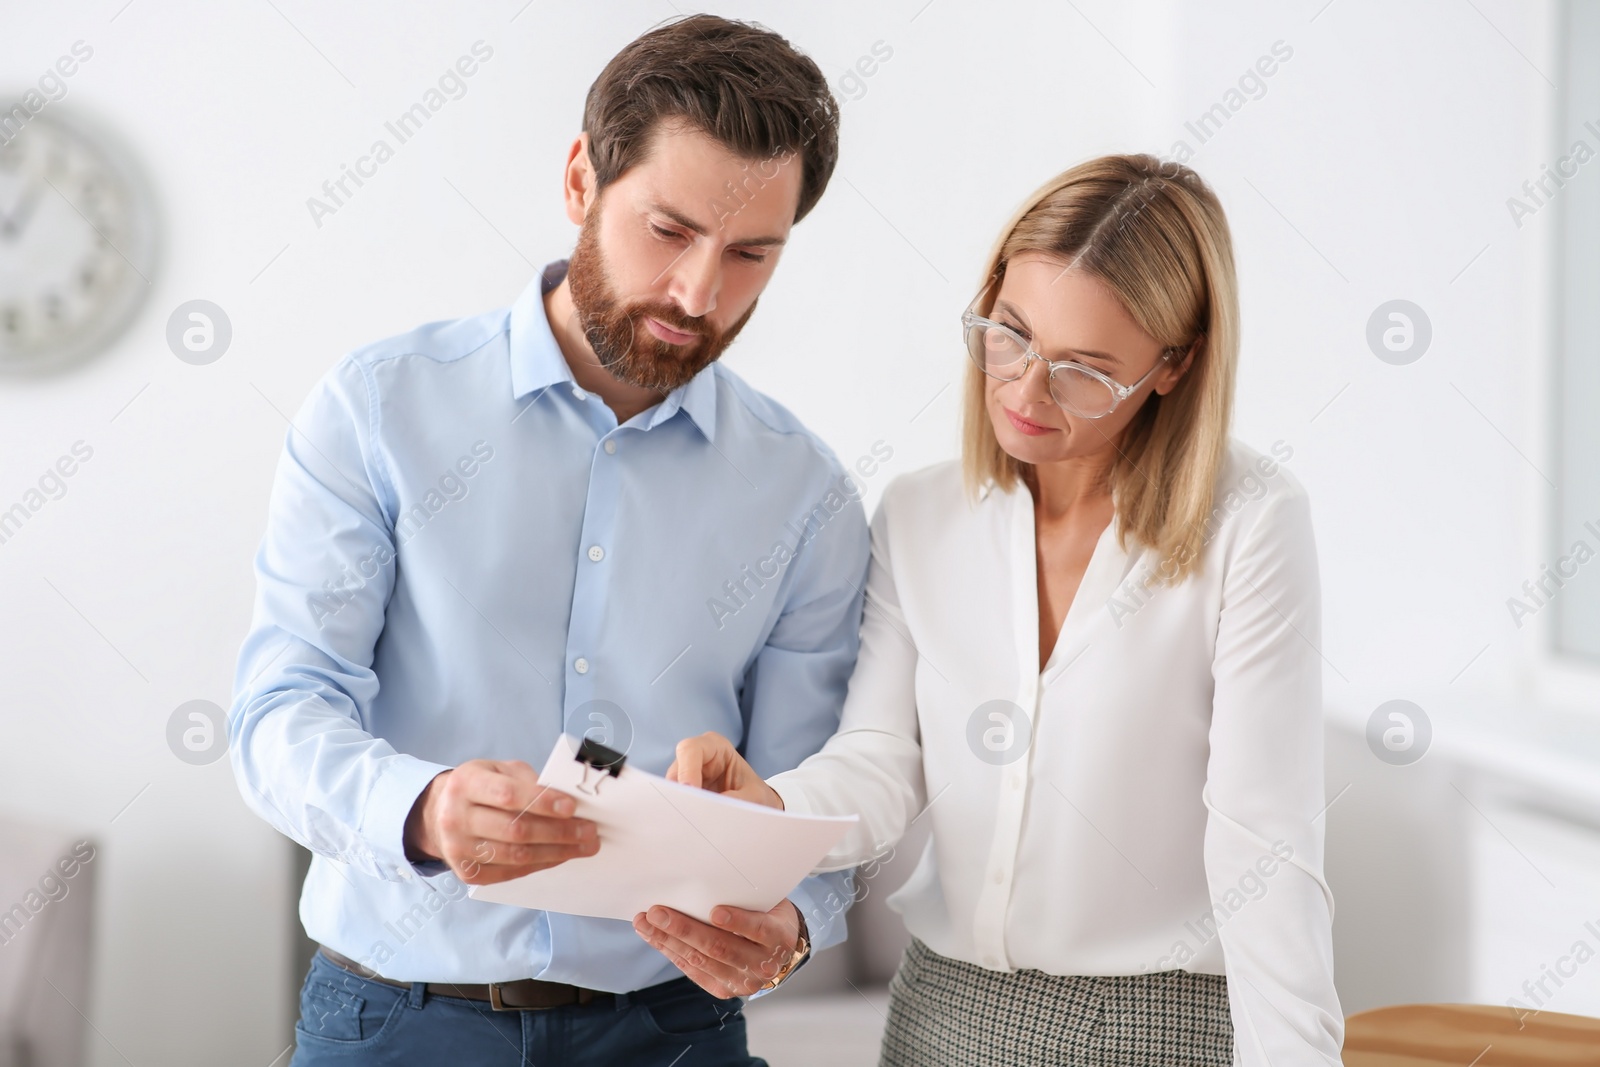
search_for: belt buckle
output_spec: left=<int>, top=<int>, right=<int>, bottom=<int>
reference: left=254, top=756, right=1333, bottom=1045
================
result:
left=488, top=983, right=515, bottom=1012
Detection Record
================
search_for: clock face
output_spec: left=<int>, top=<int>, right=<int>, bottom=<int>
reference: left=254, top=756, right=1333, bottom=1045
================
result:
left=0, top=105, right=158, bottom=373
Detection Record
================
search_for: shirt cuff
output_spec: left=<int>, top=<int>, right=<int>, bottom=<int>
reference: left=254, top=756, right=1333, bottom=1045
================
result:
left=359, top=753, right=455, bottom=883
left=769, top=774, right=814, bottom=816
left=785, top=868, right=853, bottom=954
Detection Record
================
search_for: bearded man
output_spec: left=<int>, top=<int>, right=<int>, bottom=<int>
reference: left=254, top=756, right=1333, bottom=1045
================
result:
left=229, top=15, right=864, bottom=1065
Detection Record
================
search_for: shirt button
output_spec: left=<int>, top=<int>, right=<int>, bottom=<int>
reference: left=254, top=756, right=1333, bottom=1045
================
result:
left=992, top=869, right=1004, bottom=884
left=574, top=657, right=589, bottom=675
left=603, top=439, right=617, bottom=455
left=1010, top=773, right=1023, bottom=791
left=572, top=386, right=588, bottom=401
left=984, top=955, right=1000, bottom=967
left=587, top=545, right=604, bottom=562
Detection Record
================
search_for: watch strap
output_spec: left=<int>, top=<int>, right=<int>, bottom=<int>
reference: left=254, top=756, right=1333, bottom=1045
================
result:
left=759, top=906, right=811, bottom=991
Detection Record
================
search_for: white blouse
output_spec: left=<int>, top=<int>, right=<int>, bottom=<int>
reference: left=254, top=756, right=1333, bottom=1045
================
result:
left=770, top=440, right=1343, bottom=1065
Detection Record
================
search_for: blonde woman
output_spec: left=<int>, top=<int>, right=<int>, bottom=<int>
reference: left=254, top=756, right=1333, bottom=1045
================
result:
left=634, top=155, right=1344, bottom=1065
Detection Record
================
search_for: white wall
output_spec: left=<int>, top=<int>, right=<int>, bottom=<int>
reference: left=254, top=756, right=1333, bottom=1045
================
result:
left=0, top=0, right=1581, bottom=1062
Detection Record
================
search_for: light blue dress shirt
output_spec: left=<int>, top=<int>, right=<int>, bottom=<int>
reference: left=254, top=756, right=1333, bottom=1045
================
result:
left=229, top=261, right=868, bottom=991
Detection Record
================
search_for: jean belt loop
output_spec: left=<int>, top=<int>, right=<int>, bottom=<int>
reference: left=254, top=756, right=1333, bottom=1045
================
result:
left=408, top=981, right=426, bottom=1010
left=613, top=990, right=630, bottom=1012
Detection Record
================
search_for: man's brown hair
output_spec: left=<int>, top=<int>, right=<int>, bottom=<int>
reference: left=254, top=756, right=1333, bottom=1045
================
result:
left=582, top=14, right=840, bottom=223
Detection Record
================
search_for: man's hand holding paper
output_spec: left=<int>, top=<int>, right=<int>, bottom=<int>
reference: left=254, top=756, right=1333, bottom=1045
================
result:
left=403, top=758, right=597, bottom=885
left=632, top=898, right=803, bottom=999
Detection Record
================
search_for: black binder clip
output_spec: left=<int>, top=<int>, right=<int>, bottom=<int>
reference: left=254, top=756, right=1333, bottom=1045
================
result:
left=574, top=737, right=626, bottom=795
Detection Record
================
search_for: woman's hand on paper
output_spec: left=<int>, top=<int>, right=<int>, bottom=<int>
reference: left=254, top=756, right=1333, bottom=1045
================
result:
left=633, top=899, right=801, bottom=997
left=403, top=758, right=598, bottom=884
left=667, top=732, right=784, bottom=810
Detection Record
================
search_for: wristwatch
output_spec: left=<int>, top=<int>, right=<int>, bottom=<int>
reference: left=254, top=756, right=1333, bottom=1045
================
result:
left=759, top=908, right=811, bottom=991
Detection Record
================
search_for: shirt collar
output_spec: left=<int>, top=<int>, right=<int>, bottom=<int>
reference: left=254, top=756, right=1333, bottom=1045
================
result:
left=508, top=260, right=579, bottom=399
left=508, top=259, right=718, bottom=442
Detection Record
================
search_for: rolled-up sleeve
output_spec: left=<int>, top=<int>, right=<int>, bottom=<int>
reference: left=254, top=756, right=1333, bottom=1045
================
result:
left=1203, top=486, right=1344, bottom=1065
left=228, top=356, right=451, bottom=885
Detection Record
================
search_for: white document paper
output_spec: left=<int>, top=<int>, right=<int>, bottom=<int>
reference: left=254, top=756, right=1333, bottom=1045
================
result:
left=468, top=734, right=857, bottom=924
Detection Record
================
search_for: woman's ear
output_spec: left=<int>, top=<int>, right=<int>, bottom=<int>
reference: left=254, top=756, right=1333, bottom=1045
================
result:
left=1155, top=336, right=1203, bottom=396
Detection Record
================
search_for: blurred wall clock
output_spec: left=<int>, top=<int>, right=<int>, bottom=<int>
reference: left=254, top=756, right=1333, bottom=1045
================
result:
left=0, top=102, right=159, bottom=375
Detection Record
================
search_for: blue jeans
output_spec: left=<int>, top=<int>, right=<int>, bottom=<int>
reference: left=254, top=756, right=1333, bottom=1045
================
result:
left=290, top=950, right=767, bottom=1066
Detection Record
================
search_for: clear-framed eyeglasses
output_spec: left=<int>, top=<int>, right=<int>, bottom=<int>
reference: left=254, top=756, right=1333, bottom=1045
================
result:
left=962, top=308, right=1188, bottom=420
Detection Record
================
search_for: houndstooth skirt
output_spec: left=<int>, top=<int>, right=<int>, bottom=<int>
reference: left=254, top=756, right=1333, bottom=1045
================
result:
left=879, top=938, right=1233, bottom=1067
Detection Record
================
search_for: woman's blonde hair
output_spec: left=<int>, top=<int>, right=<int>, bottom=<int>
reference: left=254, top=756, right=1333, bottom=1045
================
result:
left=962, top=153, right=1238, bottom=584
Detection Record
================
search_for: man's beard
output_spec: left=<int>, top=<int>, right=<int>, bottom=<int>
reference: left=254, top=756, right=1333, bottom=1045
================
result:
left=566, top=208, right=757, bottom=393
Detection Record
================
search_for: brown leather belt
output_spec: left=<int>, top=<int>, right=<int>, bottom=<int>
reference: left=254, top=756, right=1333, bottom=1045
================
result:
left=318, top=946, right=613, bottom=1012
